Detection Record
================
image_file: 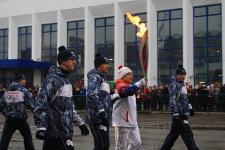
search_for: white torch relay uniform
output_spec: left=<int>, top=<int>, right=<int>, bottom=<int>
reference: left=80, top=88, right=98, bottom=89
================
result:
left=112, top=66, right=146, bottom=150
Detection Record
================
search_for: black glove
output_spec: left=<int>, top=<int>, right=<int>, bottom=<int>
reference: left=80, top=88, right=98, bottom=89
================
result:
left=188, top=104, right=195, bottom=117
left=1, top=109, right=6, bottom=116
left=79, top=124, right=89, bottom=136
left=65, top=145, right=74, bottom=150
left=190, top=109, right=195, bottom=116
left=36, top=129, right=46, bottom=140
left=99, top=111, right=109, bottom=126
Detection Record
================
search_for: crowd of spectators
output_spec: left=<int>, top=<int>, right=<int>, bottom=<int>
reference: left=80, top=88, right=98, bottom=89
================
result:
left=136, top=80, right=225, bottom=112
left=0, top=80, right=225, bottom=112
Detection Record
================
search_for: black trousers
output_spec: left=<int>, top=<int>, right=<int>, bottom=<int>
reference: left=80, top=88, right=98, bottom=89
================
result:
left=89, top=124, right=110, bottom=150
left=161, top=118, right=199, bottom=150
left=0, top=117, right=35, bottom=150
left=42, top=138, right=75, bottom=150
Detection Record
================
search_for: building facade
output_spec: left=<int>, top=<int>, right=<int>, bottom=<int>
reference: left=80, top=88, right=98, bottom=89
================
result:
left=0, top=0, right=224, bottom=86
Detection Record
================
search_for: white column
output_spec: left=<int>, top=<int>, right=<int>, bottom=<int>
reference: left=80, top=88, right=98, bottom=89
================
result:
left=57, top=11, right=67, bottom=48
left=32, top=14, right=42, bottom=61
left=147, top=0, right=158, bottom=86
left=183, top=0, right=194, bottom=85
left=32, top=14, right=42, bottom=85
left=84, top=6, right=95, bottom=86
left=114, top=3, right=124, bottom=80
left=222, top=0, right=225, bottom=84
left=8, top=16, right=18, bottom=59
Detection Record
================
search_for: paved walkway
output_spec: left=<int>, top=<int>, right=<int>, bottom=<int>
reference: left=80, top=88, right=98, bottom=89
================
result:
left=0, top=113, right=225, bottom=150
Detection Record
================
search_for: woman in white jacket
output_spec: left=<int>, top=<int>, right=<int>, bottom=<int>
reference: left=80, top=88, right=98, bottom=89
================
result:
left=112, top=66, right=147, bottom=150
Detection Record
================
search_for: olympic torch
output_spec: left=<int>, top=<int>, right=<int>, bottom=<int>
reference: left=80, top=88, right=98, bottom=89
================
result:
left=126, top=13, right=149, bottom=77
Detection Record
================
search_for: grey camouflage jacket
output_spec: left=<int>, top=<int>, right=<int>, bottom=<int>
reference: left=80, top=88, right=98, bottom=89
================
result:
left=86, top=69, right=112, bottom=124
left=0, top=82, right=34, bottom=119
left=33, top=66, right=84, bottom=139
left=169, top=76, right=190, bottom=117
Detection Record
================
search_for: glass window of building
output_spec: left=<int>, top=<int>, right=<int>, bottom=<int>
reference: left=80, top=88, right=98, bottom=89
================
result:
left=194, top=4, right=222, bottom=84
left=42, top=23, right=57, bottom=64
left=157, top=9, right=183, bottom=84
left=0, top=29, right=8, bottom=60
left=18, top=26, right=32, bottom=59
left=125, top=13, right=147, bottom=81
left=95, top=17, right=114, bottom=81
left=67, top=20, right=85, bottom=84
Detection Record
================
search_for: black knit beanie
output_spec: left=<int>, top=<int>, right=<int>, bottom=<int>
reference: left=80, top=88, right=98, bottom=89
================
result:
left=176, top=64, right=186, bottom=75
left=57, top=45, right=76, bottom=65
left=94, top=53, right=109, bottom=69
left=15, top=73, right=26, bottom=81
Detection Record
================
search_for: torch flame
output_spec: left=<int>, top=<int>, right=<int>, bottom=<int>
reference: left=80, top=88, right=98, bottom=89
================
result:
left=126, top=12, right=147, bottom=38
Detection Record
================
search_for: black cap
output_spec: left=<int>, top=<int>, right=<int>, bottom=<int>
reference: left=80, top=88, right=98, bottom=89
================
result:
left=57, top=45, right=76, bottom=65
left=176, top=64, right=186, bottom=75
left=94, top=53, right=109, bottom=69
left=15, top=73, right=26, bottom=81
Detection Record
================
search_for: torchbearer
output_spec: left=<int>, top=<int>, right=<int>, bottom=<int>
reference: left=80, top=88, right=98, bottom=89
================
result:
left=112, top=65, right=147, bottom=150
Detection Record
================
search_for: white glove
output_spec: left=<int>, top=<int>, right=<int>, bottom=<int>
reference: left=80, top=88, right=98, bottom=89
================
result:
left=36, top=127, right=46, bottom=140
left=135, top=78, right=147, bottom=88
left=111, top=94, right=120, bottom=101
left=189, top=104, right=192, bottom=110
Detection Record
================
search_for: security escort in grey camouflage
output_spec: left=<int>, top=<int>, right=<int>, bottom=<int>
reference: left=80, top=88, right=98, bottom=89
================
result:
left=161, top=65, right=199, bottom=150
left=0, top=81, right=35, bottom=119
left=0, top=74, right=35, bottom=150
left=168, top=75, right=191, bottom=118
left=86, top=54, right=120, bottom=150
left=34, top=46, right=89, bottom=150
left=86, top=69, right=112, bottom=124
left=34, top=66, right=85, bottom=138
